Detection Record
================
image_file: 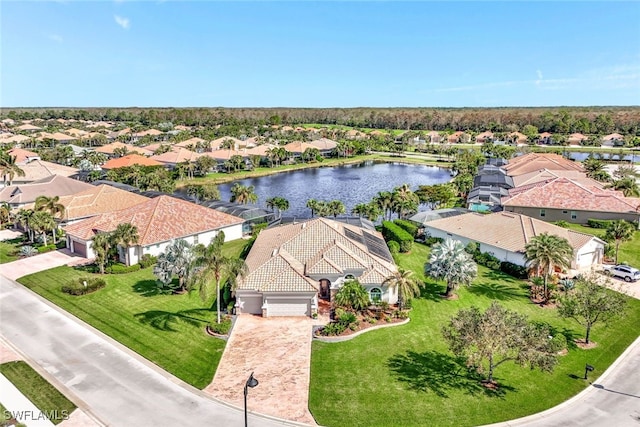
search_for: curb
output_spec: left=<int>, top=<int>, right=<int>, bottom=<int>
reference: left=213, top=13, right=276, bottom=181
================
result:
left=313, top=318, right=410, bottom=343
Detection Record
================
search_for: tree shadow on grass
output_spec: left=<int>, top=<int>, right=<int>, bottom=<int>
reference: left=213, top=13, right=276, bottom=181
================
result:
left=387, top=350, right=516, bottom=398
left=134, top=308, right=213, bottom=332
left=468, top=281, right=526, bottom=301
left=132, top=280, right=163, bottom=297
left=419, top=280, right=445, bottom=303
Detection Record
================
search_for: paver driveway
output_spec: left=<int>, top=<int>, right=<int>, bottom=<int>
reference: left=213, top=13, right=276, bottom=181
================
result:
left=206, top=315, right=318, bottom=425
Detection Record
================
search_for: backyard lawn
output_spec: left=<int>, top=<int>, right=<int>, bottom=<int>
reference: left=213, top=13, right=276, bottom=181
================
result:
left=0, top=361, right=76, bottom=425
left=309, top=242, right=640, bottom=427
left=17, top=238, right=252, bottom=389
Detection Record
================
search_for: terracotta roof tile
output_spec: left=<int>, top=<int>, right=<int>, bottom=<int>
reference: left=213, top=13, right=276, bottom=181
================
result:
left=102, top=154, right=164, bottom=169
left=56, top=185, right=149, bottom=221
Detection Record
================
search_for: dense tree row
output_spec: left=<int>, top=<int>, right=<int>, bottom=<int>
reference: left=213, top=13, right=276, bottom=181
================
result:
left=3, top=106, right=639, bottom=135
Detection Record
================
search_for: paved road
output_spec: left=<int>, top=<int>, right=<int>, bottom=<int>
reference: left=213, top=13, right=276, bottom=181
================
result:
left=0, top=276, right=300, bottom=427
left=486, top=336, right=640, bottom=427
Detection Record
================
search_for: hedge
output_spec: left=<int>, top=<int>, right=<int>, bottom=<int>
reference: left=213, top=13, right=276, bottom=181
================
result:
left=500, top=261, right=529, bottom=279
left=36, top=244, right=57, bottom=254
left=381, top=221, right=413, bottom=253
left=393, top=219, right=418, bottom=238
left=139, top=254, right=157, bottom=268
left=105, top=263, right=141, bottom=274
left=587, top=219, right=615, bottom=229
left=62, top=277, right=106, bottom=296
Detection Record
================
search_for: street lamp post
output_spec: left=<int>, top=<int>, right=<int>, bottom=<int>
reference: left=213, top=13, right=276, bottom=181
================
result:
left=244, top=371, right=259, bottom=427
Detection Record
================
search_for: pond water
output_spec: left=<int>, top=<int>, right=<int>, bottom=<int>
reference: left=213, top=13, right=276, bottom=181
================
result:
left=567, top=151, right=640, bottom=162
left=216, top=161, right=452, bottom=218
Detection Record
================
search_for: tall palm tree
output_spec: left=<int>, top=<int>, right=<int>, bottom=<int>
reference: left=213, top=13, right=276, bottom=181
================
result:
left=30, top=211, right=55, bottom=246
left=392, top=184, right=419, bottom=219
left=306, top=199, right=319, bottom=217
left=0, top=153, right=25, bottom=186
left=112, top=223, right=139, bottom=266
left=0, top=202, right=11, bottom=227
left=15, top=209, right=35, bottom=242
left=425, top=239, right=477, bottom=298
left=604, top=220, right=635, bottom=264
left=229, top=183, right=257, bottom=205
left=272, top=197, right=289, bottom=216
left=328, top=200, right=345, bottom=218
left=91, top=232, right=112, bottom=274
left=382, top=268, right=421, bottom=310
left=35, top=195, right=66, bottom=244
left=374, top=191, right=394, bottom=221
left=193, top=231, right=247, bottom=323
left=524, top=233, right=573, bottom=304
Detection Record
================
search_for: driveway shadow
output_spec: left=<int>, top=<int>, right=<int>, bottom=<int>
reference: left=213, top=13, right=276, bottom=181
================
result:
left=134, top=308, right=212, bottom=331
left=387, top=350, right=515, bottom=398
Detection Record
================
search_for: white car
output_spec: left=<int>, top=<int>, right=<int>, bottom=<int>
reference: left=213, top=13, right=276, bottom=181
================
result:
left=603, top=265, right=640, bottom=282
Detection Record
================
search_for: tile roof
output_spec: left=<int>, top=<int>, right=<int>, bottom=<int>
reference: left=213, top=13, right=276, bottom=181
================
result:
left=511, top=169, right=604, bottom=188
left=7, top=148, right=39, bottom=164
left=102, top=154, right=164, bottom=169
left=239, top=218, right=397, bottom=293
left=308, top=138, right=338, bottom=150
left=150, top=147, right=203, bottom=164
left=283, top=141, right=317, bottom=153
left=0, top=175, right=93, bottom=205
left=502, top=178, right=640, bottom=213
left=95, top=142, right=153, bottom=156
left=55, top=185, right=150, bottom=221
left=503, top=153, right=583, bottom=176
left=15, top=160, right=79, bottom=182
left=426, top=212, right=601, bottom=254
left=64, top=195, right=244, bottom=245
left=175, top=137, right=206, bottom=148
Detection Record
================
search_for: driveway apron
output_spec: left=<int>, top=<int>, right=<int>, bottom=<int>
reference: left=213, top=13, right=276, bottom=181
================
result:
left=206, top=315, right=317, bottom=425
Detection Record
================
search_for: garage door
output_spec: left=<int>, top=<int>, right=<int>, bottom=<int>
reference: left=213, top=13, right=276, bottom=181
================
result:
left=577, top=252, right=596, bottom=268
left=239, top=296, right=262, bottom=314
left=74, top=241, right=87, bottom=258
left=267, top=299, right=310, bottom=317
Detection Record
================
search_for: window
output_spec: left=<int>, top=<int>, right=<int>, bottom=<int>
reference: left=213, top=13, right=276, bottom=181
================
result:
left=540, top=209, right=546, bottom=218
left=562, top=210, right=568, bottom=214
left=369, top=288, right=382, bottom=302
left=571, top=211, right=577, bottom=220
left=345, top=274, right=355, bottom=280
left=193, top=234, right=199, bottom=244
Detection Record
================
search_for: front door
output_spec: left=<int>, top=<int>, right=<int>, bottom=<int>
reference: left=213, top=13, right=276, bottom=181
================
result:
left=319, top=279, right=331, bottom=300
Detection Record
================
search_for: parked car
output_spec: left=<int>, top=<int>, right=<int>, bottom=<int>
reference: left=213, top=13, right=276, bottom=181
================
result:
left=602, top=265, right=640, bottom=282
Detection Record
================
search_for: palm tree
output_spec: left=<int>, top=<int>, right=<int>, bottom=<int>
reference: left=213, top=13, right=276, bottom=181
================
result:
left=392, top=184, right=419, bottom=219
left=0, top=202, right=11, bottom=227
left=91, top=232, right=112, bottom=274
left=306, top=199, right=319, bottom=217
left=154, top=239, right=197, bottom=292
left=30, top=210, right=55, bottom=246
left=382, top=268, right=421, bottom=310
left=333, top=279, right=369, bottom=312
left=15, top=209, right=35, bottom=242
left=272, top=197, right=289, bottom=216
left=425, top=239, right=477, bottom=298
left=0, top=153, right=25, bottom=186
left=193, top=231, right=247, bottom=324
left=374, top=191, right=394, bottom=221
left=604, top=220, right=635, bottom=264
left=112, top=223, right=139, bottom=266
left=524, top=233, right=573, bottom=304
left=229, top=183, right=258, bottom=205
left=327, top=200, right=345, bottom=218
left=35, top=195, right=66, bottom=244
left=609, top=177, right=640, bottom=197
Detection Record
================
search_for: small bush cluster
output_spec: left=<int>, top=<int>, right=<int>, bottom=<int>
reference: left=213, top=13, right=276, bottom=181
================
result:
left=139, top=254, right=158, bottom=268
left=387, top=240, right=400, bottom=254
left=208, top=317, right=232, bottom=335
left=19, top=245, right=38, bottom=257
left=62, top=277, right=106, bottom=295
left=37, top=244, right=57, bottom=254
left=500, top=261, right=529, bottom=279
left=473, top=251, right=501, bottom=270
left=393, top=219, right=418, bottom=238
left=423, top=236, right=444, bottom=246
left=381, top=221, right=413, bottom=253
left=106, top=263, right=141, bottom=274
left=587, top=219, right=614, bottom=229
left=554, top=220, right=570, bottom=228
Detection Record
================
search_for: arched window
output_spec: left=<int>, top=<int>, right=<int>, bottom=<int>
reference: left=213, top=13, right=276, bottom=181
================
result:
left=345, top=274, right=355, bottom=280
left=369, top=287, right=382, bottom=302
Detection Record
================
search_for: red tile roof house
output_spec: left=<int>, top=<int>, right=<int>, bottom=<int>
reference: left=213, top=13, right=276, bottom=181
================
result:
left=63, top=195, right=244, bottom=263
left=424, top=212, right=606, bottom=270
left=502, top=177, right=640, bottom=225
left=235, top=218, right=398, bottom=317
left=475, top=131, right=494, bottom=143
left=101, top=154, right=164, bottom=170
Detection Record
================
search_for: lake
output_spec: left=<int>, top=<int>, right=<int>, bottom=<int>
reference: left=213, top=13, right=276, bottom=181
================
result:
left=567, top=151, right=640, bottom=162
left=216, top=161, right=452, bottom=218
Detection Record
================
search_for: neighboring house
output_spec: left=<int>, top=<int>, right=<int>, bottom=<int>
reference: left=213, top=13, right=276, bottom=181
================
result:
left=16, top=124, right=41, bottom=132
left=538, top=132, right=553, bottom=144
left=473, top=167, right=515, bottom=189
left=7, top=147, right=40, bottom=164
left=6, top=160, right=80, bottom=185
left=602, top=133, right=625, bottom=147
left=511, top=168, right=604, bottom=189
left=448, top=131, right=471, bottom=144
left=568, top=133, right=588, bottom=146
left=308, top=137, right=338, bottom=155
left=507, top=132, right=528, bottom=145
left=101, top=154, right=164, bottom=170
left=3, top=134, right=31, bottom=145
left=36, top=132, right=76, bottom=144
left=503, top=153, right=583, bottom=177
left=467, top=186, right=509, bottom=211
left=175, top=137, right=207, bottom=150
left=236, top=218, right=398, bottom=318
left=475, top=131, right=494, bottom=143
left=426, top=131, right=442, bottom=144
left=502, top=177, right=640, bottom=224
left=150, top=147, right=202, bottom=167
left=64, top=195, right=244, bottom=262
left=95, top=142, right=153, bottom=157
left=283, top=141, right=317, bottom=158
left=424, top=212, right=606, bottom=269
left=0, top=174, right=93, bottom=209
left=54, top=184, right=150, bottom=225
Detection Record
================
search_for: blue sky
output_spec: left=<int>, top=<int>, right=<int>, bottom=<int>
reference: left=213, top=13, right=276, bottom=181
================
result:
left=2, top=1, right=639, bottom=108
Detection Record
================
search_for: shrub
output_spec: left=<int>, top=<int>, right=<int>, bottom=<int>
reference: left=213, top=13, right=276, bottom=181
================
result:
left=423, top=236, right=444, bottom=246
left=337, top=311, right=358, bottom=328
left=465, top=242, right=479, bottom=255
left=394, top=309, right=410, bottom=319
left=37, top=244, right=57, bottom=254
left=208, top=317, right=232, bottom=335
left=381, top=221, right=413, bottom=253
left=62, top=277, right=106, bottom=296
left=403, top=299, right=413, bottom=309
left=387, top=240, right=400, bottom=254
left=322, top=322, right=347, bottom=336
left=554, top=220, right=570, bottom=228
left=393, top=219, right=418, bottom=237
left=139, top=254, right=157, bottom=268
left=106, top=263, right=141, bottom=274
left=19, top=245, right=38, bottom=257
left=550, top=333, right=568, bottom=353
left=473, top=251, right=501, bottom=270
left=500, top=261, right=529, bottom=279
left=587, top=219, right=615, bottom=229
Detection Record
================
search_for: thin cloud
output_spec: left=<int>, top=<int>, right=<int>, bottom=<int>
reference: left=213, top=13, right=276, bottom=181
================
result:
left=536, top=69, right=543, bottom=86
left=47, top=34, right=63, bottom=43
left=114, top=15, right=130, bottom=30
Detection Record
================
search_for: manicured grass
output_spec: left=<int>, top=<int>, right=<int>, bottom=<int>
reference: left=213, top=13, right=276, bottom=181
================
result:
left=16, top=238, right=252, bottom=389
left=0, top=401, right=27, bottom=427
left=0, top=361, right=76, bottom=425
left=309, top=243, right=640, bottom=427
left=561, top=222, right=640, bottom=267
left=0, top=240, right=20, bottom=264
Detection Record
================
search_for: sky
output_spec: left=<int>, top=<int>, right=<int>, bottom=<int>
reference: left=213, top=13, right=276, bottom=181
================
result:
left=1, top=1, right=639, bottom=108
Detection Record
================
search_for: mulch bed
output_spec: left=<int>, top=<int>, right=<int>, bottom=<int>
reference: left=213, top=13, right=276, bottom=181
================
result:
left=574, top=339, right=598, bottom=350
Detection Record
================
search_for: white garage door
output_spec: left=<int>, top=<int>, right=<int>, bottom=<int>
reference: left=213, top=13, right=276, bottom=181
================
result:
left=239, top=296, right=262, bottom=314
left=267, top=299, right=310, bottom=317
left=577, top=252, right=596, bottom=268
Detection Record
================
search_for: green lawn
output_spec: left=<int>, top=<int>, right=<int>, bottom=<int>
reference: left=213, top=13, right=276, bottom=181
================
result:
left=309, top=243, right=640, bottom=427
left=0, top=239, right=21, bottom=264
left=560, top=222, right=640, bottom=267
left=0, top=361, right=76, bottom=425
left=17, top=239, right=251, bottom=389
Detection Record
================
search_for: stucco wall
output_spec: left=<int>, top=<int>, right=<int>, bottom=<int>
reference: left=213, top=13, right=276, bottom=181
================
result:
left=504, top=206, right=640, bottom=225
